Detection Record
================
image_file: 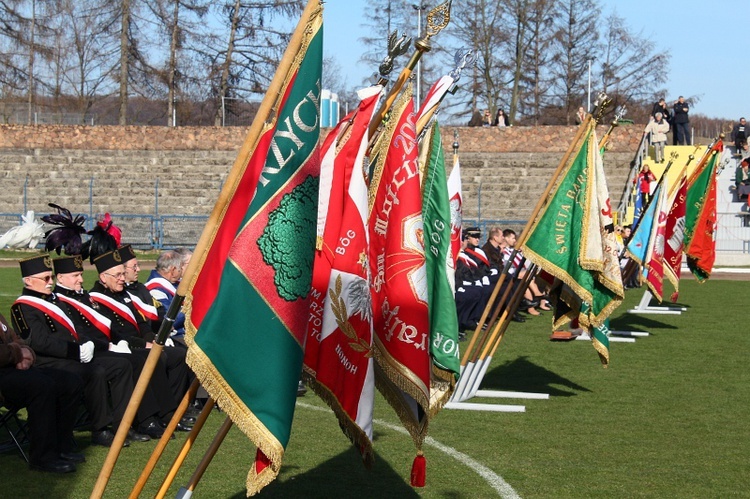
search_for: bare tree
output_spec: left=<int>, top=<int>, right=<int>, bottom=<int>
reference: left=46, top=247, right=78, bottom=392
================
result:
left=444, top=0, right=508, bottom=121
left=0, top=0, right=58, bottom=122
left=358, top=0, right=414, bottom=83
left=517, top=0, right=559, bottom=124
left=199, top=0, right=303, bottom=126
left=548, top=0, right=599, bottom=124
left=148, top=0, right=209, bottom=126
left=48, top=0, right=120, bottom=121
left=599, top=12, right=669, bottom=114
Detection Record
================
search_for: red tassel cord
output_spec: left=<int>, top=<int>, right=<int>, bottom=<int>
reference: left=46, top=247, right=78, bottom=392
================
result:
left=410, top=451, right=426, bottom=487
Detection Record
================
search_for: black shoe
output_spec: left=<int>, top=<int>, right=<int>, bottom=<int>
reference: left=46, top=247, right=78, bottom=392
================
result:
left=512, top=313, right=526, bottom=323
left=91, top=429, right=116, bottom=447
left=297, top=381, right=307, bottom=397
left=128, top=428, right=151, bottom=442
left=30, top=459, right=76, bottom=474
left=175, top=422, right=192, bottom=432
left=180, top=415, right=196, bottom=426
left=185, top=406, right=201, bottom=419
left=59, top=452, right=86, bottom=463
left=138, top=420, right=165, bottom=439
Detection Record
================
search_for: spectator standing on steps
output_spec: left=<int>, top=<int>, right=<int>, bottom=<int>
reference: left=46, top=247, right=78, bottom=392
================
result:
left=673, top=96, right=691, bottom=145
left=731, top=118, right=748, bottom=156
left=651, top=98, right=671, bottom=121
left=644, top=112, right=670, bottom=163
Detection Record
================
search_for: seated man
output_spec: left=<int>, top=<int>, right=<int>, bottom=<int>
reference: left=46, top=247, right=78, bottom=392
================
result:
left=735, top=160, right=750, bottom=204
left=0, top=311, right=83, bottom=473
left=480, top=227, right=504, bottom=270
left=52, top=254, right=188, bottom=437
left=91, top=248, right=193, bottom=409
left=145, top=249, right=189, bottom=339
left=10, top=254, right=135, bottom=448
left=501, top=229, right=550, bottom=314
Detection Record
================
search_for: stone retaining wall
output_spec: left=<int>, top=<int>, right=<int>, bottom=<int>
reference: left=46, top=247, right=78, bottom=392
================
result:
left=0, top=124, right=642, bottom=153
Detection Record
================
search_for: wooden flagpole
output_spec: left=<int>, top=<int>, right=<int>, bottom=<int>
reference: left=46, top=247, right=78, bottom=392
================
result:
left=170, top=417, right=234, bottom=499
left=128, top=379, right=201, bottom=498
left=461, top=101, right=604, bottom=361
left=452, top=95, right=614, bottom=405
left=90, top=1, right=323, bottom=497
left=151, top=398, right=217, bottom=497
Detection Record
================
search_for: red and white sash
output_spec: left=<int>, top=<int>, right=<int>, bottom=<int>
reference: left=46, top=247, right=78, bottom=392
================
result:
left=57, top=293, right=112, bottom=339
left=90, top=292, right=139, bottom=330
left=145, top=277, right=176, bottom=297
left=127, top=292, right=160, bottom=322
left=14, top=295, right=78, bottom=340
left=465, top=247, right=491, bottom=267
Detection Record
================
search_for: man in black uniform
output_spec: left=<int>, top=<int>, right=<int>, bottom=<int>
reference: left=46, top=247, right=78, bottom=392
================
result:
left=90, top=248, right=193, bottom=425
left=10, top=254, right=134, bottom=448
left=1, top=311, right=83, bottom=473
left=52, top=254, right=186, bottom=438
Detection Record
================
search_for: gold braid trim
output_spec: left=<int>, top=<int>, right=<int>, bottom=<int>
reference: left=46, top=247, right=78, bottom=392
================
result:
left=300, top=370, right=375, bottom=468
left=184, top=322, right=285, bottom=496
left=368, top=84, right=414, bottom=213
left=591, top=335, right=610, bottom=368
left=428, top=365, right=455, bottom=419
left=374, top=362, right=428, bottom=451
left=372, top=338, right=429, bottom=415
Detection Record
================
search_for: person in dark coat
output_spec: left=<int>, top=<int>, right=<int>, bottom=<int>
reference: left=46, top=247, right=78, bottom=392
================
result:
left=90, top=248, right=193, bottom=417
left=0, top=311, right=83, bottom=473
left=672, top=96, right=691, bottom=145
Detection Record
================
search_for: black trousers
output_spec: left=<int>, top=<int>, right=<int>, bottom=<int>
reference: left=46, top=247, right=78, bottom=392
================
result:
left=160, top=344, right=193, bottom=405
left=0, top=366, right=82, bottom=465
left=36, top=355, right=133, bottom=432
left=116, top=349, right=178, bottom=424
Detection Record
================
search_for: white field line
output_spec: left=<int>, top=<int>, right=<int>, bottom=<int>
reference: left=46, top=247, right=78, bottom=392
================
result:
left=297, top=401, right=521, bottom=498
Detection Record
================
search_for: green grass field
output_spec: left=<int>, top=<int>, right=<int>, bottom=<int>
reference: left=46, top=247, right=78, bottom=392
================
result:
left=1, top=266, right=748, bottom=498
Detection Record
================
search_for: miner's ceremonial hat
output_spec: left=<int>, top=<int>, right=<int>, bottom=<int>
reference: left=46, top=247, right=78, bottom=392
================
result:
left=53, top=255, right=85, bottom=275
left=94, top=249, right=123, bottom=273
left=20, top=254, right=53, bottom=277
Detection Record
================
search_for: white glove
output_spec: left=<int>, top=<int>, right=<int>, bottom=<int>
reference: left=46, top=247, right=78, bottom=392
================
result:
left=108, top=341, right=131, bottom=354
left=117, top=340, right=132, bottom=354
left=462, top=281, right=472, bottom=286
left=482, top=276, right=490, bottom=286
left=165, top=338, right=175, bottom=347
left=490, top=268, right=498, bottom=276
left=79, top=341, right=95, bottom=363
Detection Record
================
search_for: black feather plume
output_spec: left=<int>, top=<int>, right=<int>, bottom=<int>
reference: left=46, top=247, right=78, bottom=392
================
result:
left=42, top=203, right=87, bottom=255
left=81, top=213, right=121, bottom=263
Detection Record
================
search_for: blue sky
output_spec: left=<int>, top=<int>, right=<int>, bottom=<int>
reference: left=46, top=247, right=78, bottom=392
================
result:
left=323, top=0, right=746, bottom=120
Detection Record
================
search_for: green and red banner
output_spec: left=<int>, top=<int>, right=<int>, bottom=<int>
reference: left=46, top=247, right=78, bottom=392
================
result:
left=684, top=141, right=722, bottom=282
left=184, top=3, right=322, bottom=494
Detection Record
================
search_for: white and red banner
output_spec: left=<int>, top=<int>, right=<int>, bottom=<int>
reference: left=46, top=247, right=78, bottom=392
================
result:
left=303, top=86, right=382, bottom=463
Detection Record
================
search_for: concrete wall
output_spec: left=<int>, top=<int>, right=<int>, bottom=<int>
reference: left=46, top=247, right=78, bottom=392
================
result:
left=0, top=124, right=642, bottom=241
